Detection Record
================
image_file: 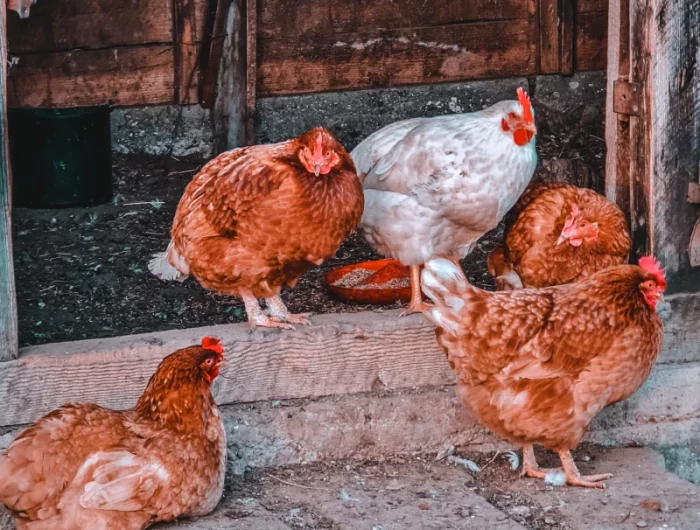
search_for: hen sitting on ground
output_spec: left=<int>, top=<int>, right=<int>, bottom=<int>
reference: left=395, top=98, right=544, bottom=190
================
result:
left=0, top=337, right=228, bottom=529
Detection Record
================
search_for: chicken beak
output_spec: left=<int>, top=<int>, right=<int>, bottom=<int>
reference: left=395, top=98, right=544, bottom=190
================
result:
left=556, top=233, right=568, bottom=245
left=656, top=291, right=665, bottom=303
left=526, top=122, right=538, bottom=136
left=313, top=164, right=321, bottom=177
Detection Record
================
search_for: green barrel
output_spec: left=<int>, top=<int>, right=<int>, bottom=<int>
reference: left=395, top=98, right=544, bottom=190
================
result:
left=8, top=106, right=113, bottom=208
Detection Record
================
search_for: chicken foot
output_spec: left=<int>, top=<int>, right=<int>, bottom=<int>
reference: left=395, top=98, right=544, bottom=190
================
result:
left=265, top=295, right=312, bottom=326
left=400, top=265, right=432, bottom=316
left=242, top=293, right=295, bottom=330
left=520, top=444, right=563, bottom=479
left=521, top=445, right=612, bottom=489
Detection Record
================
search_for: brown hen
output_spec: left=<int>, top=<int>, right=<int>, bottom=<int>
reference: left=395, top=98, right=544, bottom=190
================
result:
left=488, top=182, right=631, bottom=290
left=0, top=337, right=227, bottom=529
left=421, top=257, right=665, bottom=488
left=149, top=127, right=364, bottom=329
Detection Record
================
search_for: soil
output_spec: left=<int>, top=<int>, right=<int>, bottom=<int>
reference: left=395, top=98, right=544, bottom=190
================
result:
left=13, top=94, right=605, bottom=346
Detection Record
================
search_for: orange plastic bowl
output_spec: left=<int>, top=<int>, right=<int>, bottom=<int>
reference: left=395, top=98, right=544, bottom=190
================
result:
left=324, top=259, right=412, bottom=305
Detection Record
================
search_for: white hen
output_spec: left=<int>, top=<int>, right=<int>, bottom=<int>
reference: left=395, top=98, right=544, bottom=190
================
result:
left=351, top=88, right=538, bottom=314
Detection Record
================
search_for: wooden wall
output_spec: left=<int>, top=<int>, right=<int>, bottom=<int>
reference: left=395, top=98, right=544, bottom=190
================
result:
left=6, top=0, right=607, bottom=108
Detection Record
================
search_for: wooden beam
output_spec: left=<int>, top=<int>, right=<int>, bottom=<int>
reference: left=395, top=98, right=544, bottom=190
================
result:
left=0, top=293, right=699, bottom=427
left=7, top=46, right=175, bottom=108
left=560, top=0, right=574, bottom=74
left=199, top=0, right=231, bottom=108
left=174, top=0, right=200, bottom=104
left=605, top=0, right=631, bottom=223
left=0, top=0, right=18, bottom=362
left=644, top=0, right=700, bottom=291
left=538, top=0, right=560, bottom=73
left=7, top=0, right=173, bottom=54
left=245, top=0, right=256, bottom=143
left=258, top=20, right=535, bottom=97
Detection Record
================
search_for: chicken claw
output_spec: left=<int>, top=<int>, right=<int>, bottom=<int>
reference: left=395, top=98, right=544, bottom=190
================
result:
left=265, top=296, right=312, bottom=326
left=559, top=450, right=612, bottom=489
left=242, top=293, right=296, bottom=330
left=520, top=445, right=562, bottom=479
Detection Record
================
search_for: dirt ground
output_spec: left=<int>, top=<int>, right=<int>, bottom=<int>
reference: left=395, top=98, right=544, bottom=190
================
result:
left=156, top=444, right=700, bottom=530
left=12, top=98, right=605, bottom=346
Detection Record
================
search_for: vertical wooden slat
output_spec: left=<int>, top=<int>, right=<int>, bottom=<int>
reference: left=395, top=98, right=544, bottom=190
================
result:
left=245, top=0, right=257, bottom=144
left=605, top=0, right=631, bottom=224
left=560, top=0, right=575, bottom=74
left=200, top=0, right=231, bottom=108
left=174, top=0, right=199, bottom=104
left=538, top=0, right=560, bottom=73
left=0, top=0, right=19, bottom=361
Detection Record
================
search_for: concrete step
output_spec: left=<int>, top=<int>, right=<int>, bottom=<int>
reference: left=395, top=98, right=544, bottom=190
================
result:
left=156, top=446, right=700, bottom=530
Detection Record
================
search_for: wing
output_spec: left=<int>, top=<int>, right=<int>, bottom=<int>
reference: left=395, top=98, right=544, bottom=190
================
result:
left=502, top=181, right=571, bottom=236
left=176, top=144, right=293, bottom=238
left=0, top=404, right=126, bottom=516
left=350, top=118, right=425, bottom=181
left=79, top=451, right=166, bottom=512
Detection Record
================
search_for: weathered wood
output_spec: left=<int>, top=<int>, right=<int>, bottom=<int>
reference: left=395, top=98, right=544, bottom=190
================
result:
left=575, top=11, right=608, bottom=71
left=7, top=46, right=175, bottom=108
left=258, top=19, right=535, bottom=96
left=245, top=0, right=256, bottom=143
left=538, top=0, right=560, bottom=74
left=578, top=0, right=608, bottom=13
left=0, top=292, right=698, bottom=427
left=0, top=1, right=18, bottom=362
left=257, top=0, right=529, bottom=40
left=560, top=0, right=574, bottom=74
left=605, top=0, right=631, bottom=222
left=174, top=0, right=200, bottom=104
left=645, top=0, right=700, bottom=291
left=7, top=0, right=173, bottom=54
left=199, top=0, right=230, bottom=107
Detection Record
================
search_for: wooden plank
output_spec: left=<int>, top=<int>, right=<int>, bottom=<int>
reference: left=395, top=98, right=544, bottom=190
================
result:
left=538, top=0, right=560, bottom=74
left=560, top=0, right=575, bottom=74
left=199, top=0, right=231, bottom=108
left=578, top=0, right=608, bottom=13
left=258, top=0, right=529, bottom=40
left=7, top=0, right=173, bottom=54
left=0, top=293, right=698, bottom=427
left=646, top=0, right=700, bottom=291
left=174, top=0, right=200, bottom=104
left=245, top=0, right=256, bottom=144
left=575, top=11, right=609, bottom=71
left=7, top=46, right=175, bottom=108
left=0, top=1, right=18, bottom=362
left=258, top=19, right=535, bottom=96
left=605, top=0, right=631, bottom=222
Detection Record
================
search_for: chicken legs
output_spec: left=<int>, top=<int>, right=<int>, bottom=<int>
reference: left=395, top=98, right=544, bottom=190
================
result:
left=400, top=265, right=431, bottom=316
left=521, top=444, right=612, bottom=489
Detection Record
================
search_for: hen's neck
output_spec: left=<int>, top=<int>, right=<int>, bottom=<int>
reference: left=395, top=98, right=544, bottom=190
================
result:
left=134, top=383, right=217, bottom=434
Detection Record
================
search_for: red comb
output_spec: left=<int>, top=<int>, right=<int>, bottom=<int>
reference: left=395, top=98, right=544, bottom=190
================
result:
left=517, top=87, right=534, bottom=125
left=563, top=203, right=581, bottom=230
left=638, top=256, right=667, bottom=289
left=312, top=132, right=325, bottom=163
left=201, top=336, right=224, bottom=354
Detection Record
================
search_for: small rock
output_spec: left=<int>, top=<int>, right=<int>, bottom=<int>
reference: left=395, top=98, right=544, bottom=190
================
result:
left=544, top=516, right=555, bottom=524
left=569, top=81, right=580, bottom=90
left=509, top=506, right=531, bottom=517
left=637, top=521, right=648, bottom=528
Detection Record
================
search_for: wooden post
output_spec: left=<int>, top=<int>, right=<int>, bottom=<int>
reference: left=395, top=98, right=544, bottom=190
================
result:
left=173, top=0, right=199, bottom=104
left=606, top=0, right=700, bottom=292
left=199, top=0, right=231, bottom=108
left=538, top=0, right=575, bottom=74
left=245, top=0, right=256, bottom=145
left=0, top=0, right=19, bottom=361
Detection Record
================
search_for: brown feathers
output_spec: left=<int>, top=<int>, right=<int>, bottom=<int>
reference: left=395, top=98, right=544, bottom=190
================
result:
left=488, top=182, right=631, bottom=289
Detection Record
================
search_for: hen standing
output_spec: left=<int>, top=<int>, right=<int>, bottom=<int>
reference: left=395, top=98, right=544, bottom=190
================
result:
left=488, top=182, right=631, bottom=289
left=351, top=88, right=538, bottom=315
left=150, top=127, right=364, bottom=329
left=0, top=337, right=228, bottom=529
left=421, top=257, right=665, bottom=488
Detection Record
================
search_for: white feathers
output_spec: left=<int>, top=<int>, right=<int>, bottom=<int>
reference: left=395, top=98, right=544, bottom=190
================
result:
left=148, top=241, right=189, bottom=282
left=504, top=451, right=520, bottom=471
left=544, top=470, right=566, bottom=487
left=447, top=455, right=481, bottom=473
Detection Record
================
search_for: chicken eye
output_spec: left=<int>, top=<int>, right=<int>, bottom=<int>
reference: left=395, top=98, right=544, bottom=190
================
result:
left=579, top=221, right=588, bottom=228
left=205, top=358, right=214, bottom=366
left=508, top=112, right=518, bottom=120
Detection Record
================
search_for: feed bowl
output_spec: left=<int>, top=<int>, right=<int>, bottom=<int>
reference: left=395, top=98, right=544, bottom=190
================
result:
left=324, top=259, right=412, bottom=305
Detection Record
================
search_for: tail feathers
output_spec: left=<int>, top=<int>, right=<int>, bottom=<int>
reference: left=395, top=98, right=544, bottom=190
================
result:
left=421, top=258, right=470, bottom=334
left=148, top=241, right=189, bottom=282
